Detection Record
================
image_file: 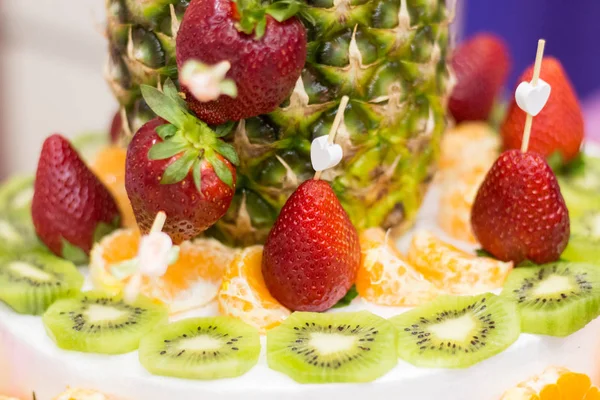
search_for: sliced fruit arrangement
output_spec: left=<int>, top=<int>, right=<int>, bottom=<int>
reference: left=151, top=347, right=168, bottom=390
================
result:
left=502, top=57, right=584, bottom=164
left=267, top=310, right=397, bottom=383
left=32, top=134, right=122, bottom=264
left=501, top=262, right=600, bottom=337
left=449, top=33, right=511, bottom=123
left=390, top=293, right=520, bottom=368
left=0, top=250, right=83, bottom=315
left=218, top=246, right=290, bottom=332
left=43, top=291, right=167, bottom=354
left=500, top=366, right=600, bottom=400
left=90, top=229, right=236, bottom=314
left=139, top=316, right=260, bottom=380
left=356, top=228, right=441, bottom=306
left=407, top=231, right=513, bottom=294
left=262, top=179, right=360, bottom=312
left=125, top=81, right=238, bottom=244
left=437, top=122, right=500, bottom=243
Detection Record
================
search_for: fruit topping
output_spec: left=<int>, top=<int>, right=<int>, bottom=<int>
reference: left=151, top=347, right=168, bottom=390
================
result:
left=471, top=149, right=570, bottom=264
left=0, top=250, right=83, bottom=315
left=109, top=110, right=125, bottom=145
left=356, top=228, right=441, bottom=306
left=0, top=175, right=34, bottom=215
left=390, top=293, right=520, bottom=368
left=501, top=57, right=584, bottom=164
left=71, top=132, right=110, bottom=165
left=262, top=179, right=361, bottom=312
left=501, top=262, right=600, bottom=337
left=32, top=134, right=121, bottom=263
left=500, top=366, right=600, bottom=400
left=448, top=33, right=511, bottom=123
left=407, top=231, right=513, bottom=294
left=42, top=291, right=167, bottom=354
left=218, top=246, right=290, bottom=332
left=54, top=388, right=116, bottom=400
left=176, top=0, right=307, bottom=125
left=91, top=228, right=236, bottom=314
left=125, top=81, right=238, bottom=243
left=138, top=316, right=260, bottom=380
left=267, top=310, right=397, bottom=383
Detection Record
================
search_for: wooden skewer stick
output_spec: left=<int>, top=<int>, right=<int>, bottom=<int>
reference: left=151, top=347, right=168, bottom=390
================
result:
left=150, top=211, right=167, bottom=233
left=521, top=39, right=546, bottom=153
left=314, top=96, right=350, bottom=181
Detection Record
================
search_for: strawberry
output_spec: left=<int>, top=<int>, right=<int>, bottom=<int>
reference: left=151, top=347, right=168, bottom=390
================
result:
left=471, top=149, right=570, bottom=264
left=176, top=0, right=307, bottom=125
left=125, top=80, right=238, bottom=244
left=109, top=110, right=124, bottom=144
left=501, top=57, right=584, bottom=163
left=262, top=179, right=361, bottom=312
left=32, top=134, right=121, bottom=262
left=449, top=33, right=511, bottom=123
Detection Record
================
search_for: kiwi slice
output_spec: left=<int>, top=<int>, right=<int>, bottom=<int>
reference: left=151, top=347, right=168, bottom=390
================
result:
left=390, top=293, right=520, bottom=368
left=267, top=310, right=397, bottom=383
left=71, top=132, right=109, bottom=164
left=559, top=154, right=600, bottom=194
left=139, top=316, right=260, bottom=380
left=43, top=291, right=168, bottom=354
left=501, top=262, right=600, bottom=337
left=0, top=212, right=41, bottom=253
left=0, top=175, right=34, bottom=213
left=0, top=250, right=83, bottom=314
left=562, top=211, right=600, bottom=263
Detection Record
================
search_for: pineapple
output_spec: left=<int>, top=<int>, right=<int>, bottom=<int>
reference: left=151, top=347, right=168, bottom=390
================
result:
left=105, top=0, right=453, bottom=247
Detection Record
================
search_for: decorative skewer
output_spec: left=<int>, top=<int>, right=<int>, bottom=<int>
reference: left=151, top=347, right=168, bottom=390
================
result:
left=313, top=96, right=350, bottom=181
left=520, top=39, right=546, bottom=153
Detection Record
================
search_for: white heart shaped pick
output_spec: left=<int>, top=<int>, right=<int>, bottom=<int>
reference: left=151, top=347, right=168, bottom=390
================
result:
left=311, top=135, right=343, bottom=172
left=515, top=78, right=551, bottom=116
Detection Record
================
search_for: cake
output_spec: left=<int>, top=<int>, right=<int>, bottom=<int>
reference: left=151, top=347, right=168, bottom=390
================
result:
left=1, top=1, right=600, bottom=399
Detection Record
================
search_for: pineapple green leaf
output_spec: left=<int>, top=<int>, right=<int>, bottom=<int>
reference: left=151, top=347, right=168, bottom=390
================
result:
left=156, top=123, right=178, bottom=140
left=192, top=158, right=202, bottom=193
left=215, top=121, right=236, bottom=138
left=162, top=78, right=187, bottom=110
left=141, top=84, right=188, bottom=128
left=148, top=138, right=189, bottom=160
left=207, top=151, right=234, bottom=188
left=161, top=149, right=199, bottom=185
left=212, top=140, right=240, bottom=166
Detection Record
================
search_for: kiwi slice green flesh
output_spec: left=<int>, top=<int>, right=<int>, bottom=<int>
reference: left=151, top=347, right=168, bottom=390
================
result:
left=562, top=211, right=600, bottom=263
left=390, top=293, right=520, bottom=369
left=43, top=291, right=168, bottom=354
left=560, top=154, right=600, bottom=194
left=501, top=262, right=600, bottom=337
left=0, top=212, right=41, bottom=252
left=139, top=316, right=260, bottom=380
left=0, top=251, right=83, bottom=315
left=267, top=310, right=397, bottom=384
left=0, top=175, right=34, bottom=214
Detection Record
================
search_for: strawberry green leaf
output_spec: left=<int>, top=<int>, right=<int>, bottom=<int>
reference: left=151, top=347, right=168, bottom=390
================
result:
left=161, top=149, right=199, bottom=185
left=215, top=121, right=236, bottom=138
left=255, top=18, right=267, bottom=39
left=141, top=85, right=188, bottom=128
left=148, top=138, right=189, bottom=160
left=212, top=140, right=240, bottom=166
left=162, top=78, right=187, bottom=110
left=156, top=124, right=178, bottom=140
left=331, top=286, right=358, bottom=308
left=193, top=159, right=202, bottom=193
left=93, top=219, right=120, bottom=244
left=207, top=152, right=234, bottom=188
left=475, top=248, right=495, bottom=258
left=266, top=0, right=301, bottom=22
left=61, top=238, right=88, bottom=265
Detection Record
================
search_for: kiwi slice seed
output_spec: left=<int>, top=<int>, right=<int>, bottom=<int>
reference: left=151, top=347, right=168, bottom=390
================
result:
left=501, top=262, right=600, bottom=337
left=267, top=310, right=397, bottom=383
left=390, top=293, right=520, bottom=368
left=139, top=316, right=260, bottom=380
left=43, top=291, right=168, bottom=354
left=0, top=251, right=83, bottom=315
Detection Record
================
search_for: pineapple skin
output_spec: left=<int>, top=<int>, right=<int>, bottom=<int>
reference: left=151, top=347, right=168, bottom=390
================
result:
left=105, top=0, right=452, bottom=247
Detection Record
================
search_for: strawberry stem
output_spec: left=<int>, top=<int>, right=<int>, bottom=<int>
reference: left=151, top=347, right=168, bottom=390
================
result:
left=233, top=0, right=303, bottom=39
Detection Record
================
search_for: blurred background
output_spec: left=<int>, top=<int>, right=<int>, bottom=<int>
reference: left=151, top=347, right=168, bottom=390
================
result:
left=1, top=0, right=599, bottom=179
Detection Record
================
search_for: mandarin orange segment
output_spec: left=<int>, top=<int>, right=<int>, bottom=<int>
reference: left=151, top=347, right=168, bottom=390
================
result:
left=584, top=387, right=600, bottom=400
left=407, top=231, right=512, bottom=294
left=218, top=246, right=290, bottom=333
left=90, top=229, right=237, bottom=313
left=356, top=228, right=441, bottom=306
left=539, top=384, right=562, bottom=400
left=501, top=367, right=600, bottom=400
left=557, top=372, right=593, bottom=400
left=91, top=146, right=137, bottom=229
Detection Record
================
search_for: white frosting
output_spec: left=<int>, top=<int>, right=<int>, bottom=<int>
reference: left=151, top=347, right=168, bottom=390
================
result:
left=2, top=146, right=600, bottom=399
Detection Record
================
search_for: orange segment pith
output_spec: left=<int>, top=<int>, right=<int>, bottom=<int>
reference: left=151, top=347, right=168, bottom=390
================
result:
left=356, top=228, right=441, bottom=306
left=218, top=246, right=290, bottom=333
left=407, top=230, right=512, bottom=294
left=501, top=367, right=600, bottom=400
left=90, top=229, right=237, bottom=313
left=91, top=146, right=137, bottom=230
